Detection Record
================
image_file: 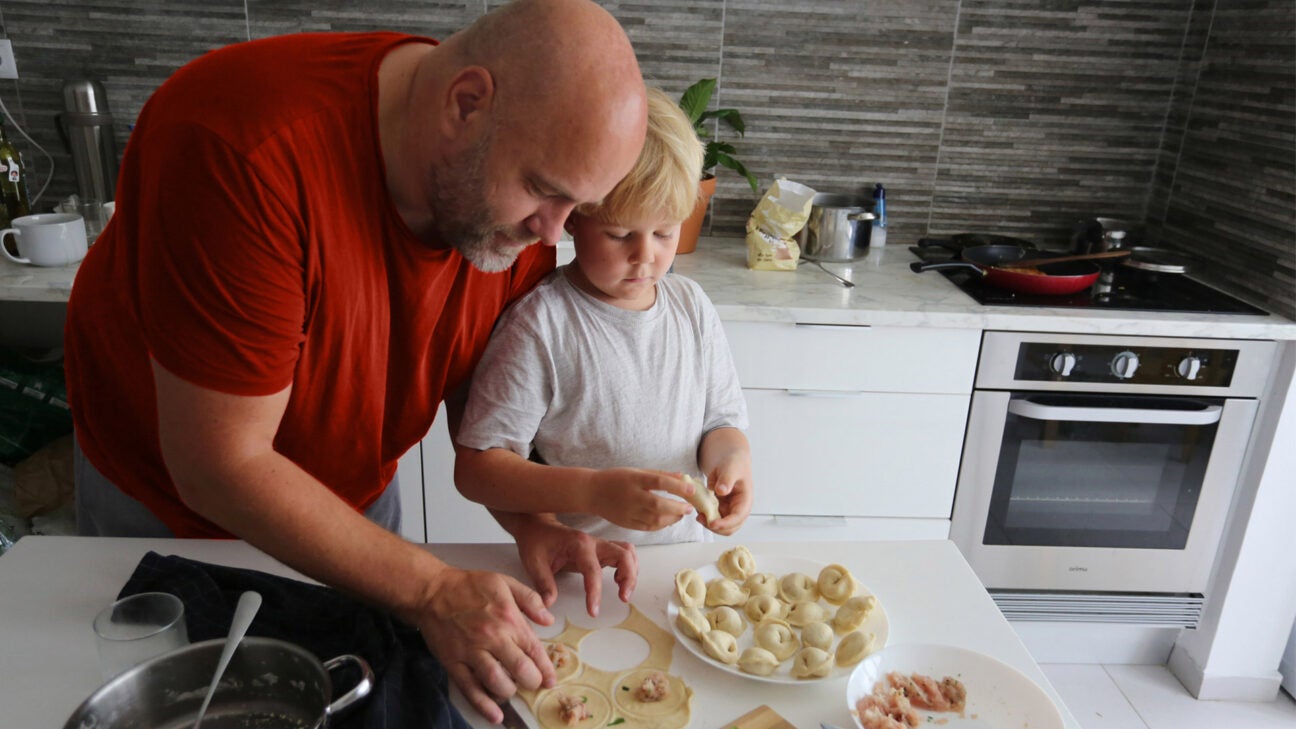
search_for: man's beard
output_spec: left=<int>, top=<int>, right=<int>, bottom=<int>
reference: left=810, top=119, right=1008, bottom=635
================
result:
left=427, top=133, right=533, bottom=273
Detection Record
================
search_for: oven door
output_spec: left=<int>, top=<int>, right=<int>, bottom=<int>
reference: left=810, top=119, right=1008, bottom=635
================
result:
left=950, top=390, right=1259, bottom=593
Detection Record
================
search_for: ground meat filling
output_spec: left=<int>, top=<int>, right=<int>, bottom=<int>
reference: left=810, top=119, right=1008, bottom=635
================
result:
left=856, top=672, right=968, bottom=729
left=634, top=671, right=671, bottom=702
left=547, top=643, right=573, bottom=670
left=556, top=693, right=591, bottom=726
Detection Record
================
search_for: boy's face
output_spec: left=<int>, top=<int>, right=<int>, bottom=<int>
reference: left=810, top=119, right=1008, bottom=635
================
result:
left=565, top=212, right=682, bottom=311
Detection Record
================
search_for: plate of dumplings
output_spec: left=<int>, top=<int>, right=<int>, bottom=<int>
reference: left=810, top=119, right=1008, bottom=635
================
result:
left=666, top=545, right=889, bottom=684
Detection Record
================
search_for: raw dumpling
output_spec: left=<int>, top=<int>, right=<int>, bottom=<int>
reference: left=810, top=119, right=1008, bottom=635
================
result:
left=790, top=647, right=833, bottom=679
left=675, top=569, right=706, bottom=608
left=705, top=578, right=748, bottom=607
left=743, top=573, right=779, bottom=598
left=707, top=606, right=745, bottom=637
left=800, top=621, right=834, bottom=651
left=835, top=630, right=876, bottom=667
left=701, top=629, right=739, bottom=664
left=717, top=545, right=756, bottom=581
left=682, top=474, right=720, bottom=524
left=743, top=594, right=787, bottom=623
left=675, top=606, right=710, bottom=640
left=817, top=563, right=857, bottom=605
left=738, top=646, right=780, bottom=677
left=752, top=618, right=799, bottom=661
left=833, top=594, right=877, bottom=634
left=786, top=600, right=828, bottom=627
left=778, top=572, right=819, bottom=604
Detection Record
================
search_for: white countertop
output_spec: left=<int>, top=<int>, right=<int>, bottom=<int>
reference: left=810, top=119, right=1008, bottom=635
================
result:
left=6, top=235, right=1292, bottom=340
left=0, top=536, right=1080, bottom=729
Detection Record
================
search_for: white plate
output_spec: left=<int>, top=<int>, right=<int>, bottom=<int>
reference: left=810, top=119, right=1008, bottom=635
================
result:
left=666, top=554, right=889, bottom=684
left=845, top=643, right=1064, bottom=729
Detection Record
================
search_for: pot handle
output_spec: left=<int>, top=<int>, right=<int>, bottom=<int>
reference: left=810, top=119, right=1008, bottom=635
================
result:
left=909, top=260, right=987, bottom=276
left=323, top=654, right=375, bottom=717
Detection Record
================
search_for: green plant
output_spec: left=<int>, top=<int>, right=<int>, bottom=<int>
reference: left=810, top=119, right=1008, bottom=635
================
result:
left=678, top=78, right=759, bottom=193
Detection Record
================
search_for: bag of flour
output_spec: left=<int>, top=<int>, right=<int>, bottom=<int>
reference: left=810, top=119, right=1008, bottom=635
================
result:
left=746, top=178, right=816, bottom=271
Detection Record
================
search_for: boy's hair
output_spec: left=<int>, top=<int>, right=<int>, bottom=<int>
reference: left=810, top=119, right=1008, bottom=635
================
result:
left=575, top=86, right=704, bottom=224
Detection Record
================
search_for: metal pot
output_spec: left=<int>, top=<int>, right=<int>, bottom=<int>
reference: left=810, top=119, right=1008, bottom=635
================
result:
left=799, top=193, right=875, bottom=262
left=63, top=637, right=373, bottom=729
left=1071, top=217, right=1143, bottom=254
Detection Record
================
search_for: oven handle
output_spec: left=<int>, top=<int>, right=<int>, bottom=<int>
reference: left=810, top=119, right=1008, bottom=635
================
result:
left=1007, top=398, right=1223, bottom=425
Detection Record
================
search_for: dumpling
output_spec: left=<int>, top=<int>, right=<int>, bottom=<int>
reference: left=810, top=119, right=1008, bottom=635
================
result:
left=833, top=594, right=877, bottom=634
left=790, top=647, right=833, bottom=679
left=717, top=545, right=756, bottom=581
left=835, top=630, right=876, bottom=667
left=706, top=606, right=745, bottom=637
left=682, top=474, right=720, bottom=524
left=817, top=563, right=857, bottom=605
left=752, top=618, right=799, bottom=661
left=737, top=646, right=780, bottom=677
left=701, top=629, right=739, bottom=665
left=800, top=621, right=834, bottom=651
left=675, top=606, right=710, bottom=640
left=743, top=573, right=779, bottom=598
left=705, top=578, right=748, bottom=607
left=743, top=594, right=787, bottom=623
left=675, top=569, right=706, bottom=608
left=778, top=572, right=819, bottom=603
left=785, top=600, right=828, bottom=627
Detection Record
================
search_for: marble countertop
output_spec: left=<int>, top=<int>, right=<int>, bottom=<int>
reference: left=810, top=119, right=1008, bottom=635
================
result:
left=6, top=236, right=1294, bottom=340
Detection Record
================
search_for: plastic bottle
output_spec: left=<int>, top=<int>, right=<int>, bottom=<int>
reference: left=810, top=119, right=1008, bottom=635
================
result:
left=0, top=117, right=31, bottom=230
left=870, top=183, right=887, bottom=247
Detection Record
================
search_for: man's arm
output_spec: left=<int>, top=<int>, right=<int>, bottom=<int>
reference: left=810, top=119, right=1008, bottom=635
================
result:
left=150, top=360, right=553, bottom=724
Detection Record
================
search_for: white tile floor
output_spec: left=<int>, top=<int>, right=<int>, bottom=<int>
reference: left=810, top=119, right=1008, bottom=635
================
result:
left=1041, top=663, right=1296, bottom=729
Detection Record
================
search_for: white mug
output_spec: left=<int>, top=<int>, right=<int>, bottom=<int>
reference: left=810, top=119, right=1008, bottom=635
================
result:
left=0, top=213, right=88, bottom=266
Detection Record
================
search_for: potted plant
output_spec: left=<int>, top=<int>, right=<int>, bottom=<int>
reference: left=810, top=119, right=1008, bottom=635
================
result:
left=677, top=78, right=759, bottom=253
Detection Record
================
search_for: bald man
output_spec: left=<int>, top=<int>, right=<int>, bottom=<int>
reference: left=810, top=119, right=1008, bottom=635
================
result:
left=64, top=0, right=647, bottom=721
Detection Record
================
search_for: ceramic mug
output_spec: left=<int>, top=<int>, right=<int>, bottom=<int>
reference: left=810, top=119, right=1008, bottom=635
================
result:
left=1, top=213, right=88, bottom=266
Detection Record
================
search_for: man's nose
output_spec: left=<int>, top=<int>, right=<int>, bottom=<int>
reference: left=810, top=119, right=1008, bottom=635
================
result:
left=526, top=202, right=576, bottom=246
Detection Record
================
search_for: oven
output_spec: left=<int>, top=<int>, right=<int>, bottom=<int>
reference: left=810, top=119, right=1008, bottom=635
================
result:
left=950, top=331, right=1277, bottom=626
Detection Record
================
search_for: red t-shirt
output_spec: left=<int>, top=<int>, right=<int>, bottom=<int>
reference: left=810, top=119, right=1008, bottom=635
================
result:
left=64, top=32, right=554, bottom=537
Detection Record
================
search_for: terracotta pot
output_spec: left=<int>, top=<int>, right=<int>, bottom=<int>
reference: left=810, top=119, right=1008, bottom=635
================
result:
left=677, top=175, right=717, bottom=255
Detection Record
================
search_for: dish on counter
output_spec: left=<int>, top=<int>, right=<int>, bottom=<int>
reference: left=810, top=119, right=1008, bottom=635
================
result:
left=666, top=553, right=889, bottom=684
left=845, top=643, right=1064, bottom=729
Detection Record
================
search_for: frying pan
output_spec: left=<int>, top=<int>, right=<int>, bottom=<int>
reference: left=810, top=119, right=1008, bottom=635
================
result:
left=910, top=253, right=1103, bottom=295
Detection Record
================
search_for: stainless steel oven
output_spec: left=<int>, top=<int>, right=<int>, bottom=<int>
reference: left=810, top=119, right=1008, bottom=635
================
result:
left=950, top=331, right=1276, bottom=626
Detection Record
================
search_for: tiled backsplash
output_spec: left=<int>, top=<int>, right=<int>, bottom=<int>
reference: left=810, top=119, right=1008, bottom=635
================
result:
left=1, top=0, right=1291, bottom=317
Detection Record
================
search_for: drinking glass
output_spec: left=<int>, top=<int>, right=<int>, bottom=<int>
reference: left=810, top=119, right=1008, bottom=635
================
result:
left=93, top=591, right=189, bottom=680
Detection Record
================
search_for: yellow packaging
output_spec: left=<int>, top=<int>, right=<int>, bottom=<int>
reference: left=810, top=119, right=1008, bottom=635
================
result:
left=745, top=178, right=816, bottom=271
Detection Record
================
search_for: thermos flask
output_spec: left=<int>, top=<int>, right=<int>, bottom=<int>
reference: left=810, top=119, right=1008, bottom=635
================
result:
left=59, top=79, right=118, bottom=238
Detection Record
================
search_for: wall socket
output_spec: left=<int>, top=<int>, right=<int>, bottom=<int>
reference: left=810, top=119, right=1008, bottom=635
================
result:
left=0, top=39, right=18, bottom=80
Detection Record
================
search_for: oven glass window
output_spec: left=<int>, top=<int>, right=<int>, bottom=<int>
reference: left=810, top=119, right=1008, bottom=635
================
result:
left=984, top=394, right=1220, bottom=549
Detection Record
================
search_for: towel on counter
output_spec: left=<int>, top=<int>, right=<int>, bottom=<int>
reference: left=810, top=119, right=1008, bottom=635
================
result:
left=118, top=551, right=471, bottom=729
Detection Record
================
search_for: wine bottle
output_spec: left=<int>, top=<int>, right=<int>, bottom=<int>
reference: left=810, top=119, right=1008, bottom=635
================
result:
left=0, top=117, right=31, bottom=230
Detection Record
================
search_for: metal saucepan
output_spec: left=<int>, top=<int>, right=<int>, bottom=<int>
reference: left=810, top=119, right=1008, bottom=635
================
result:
left=911, top=249, right=1103, bottom=295
left=63, top=637, right=374, bottom=729
left=799, top=193, right=876, bottom=262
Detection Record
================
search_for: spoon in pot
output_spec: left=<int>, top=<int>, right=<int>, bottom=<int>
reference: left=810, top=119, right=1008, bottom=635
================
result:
left=193, top=590, right=262, bottom=729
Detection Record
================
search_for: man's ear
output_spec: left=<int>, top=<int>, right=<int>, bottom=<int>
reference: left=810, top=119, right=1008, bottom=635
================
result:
left=442, top=66, right=495, bottom=137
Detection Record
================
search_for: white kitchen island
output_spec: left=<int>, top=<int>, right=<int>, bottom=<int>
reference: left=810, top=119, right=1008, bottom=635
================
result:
left=0, top=535, right=1082, bottom=729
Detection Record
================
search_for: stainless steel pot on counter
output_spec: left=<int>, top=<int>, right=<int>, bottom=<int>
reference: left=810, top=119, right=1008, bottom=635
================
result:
left=798, top=193, right=875, bottom=262
left=63, top=637, right=373, bottom=729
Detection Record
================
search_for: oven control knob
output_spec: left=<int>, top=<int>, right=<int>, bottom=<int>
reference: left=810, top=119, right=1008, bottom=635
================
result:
left=1177, top=356, right=1204, bottom=381
left=1111, top=351, right=1140, bottom=379
left=1048, top=352, right=1077, bottom=377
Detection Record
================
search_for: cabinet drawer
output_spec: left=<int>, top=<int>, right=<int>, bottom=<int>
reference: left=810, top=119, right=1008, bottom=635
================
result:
left=743, top=388, right=968, bottom=519
left=722, top=321, right=979, bottom=394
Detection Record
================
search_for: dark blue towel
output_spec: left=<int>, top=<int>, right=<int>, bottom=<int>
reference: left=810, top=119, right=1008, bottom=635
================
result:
left=119, top=551, right=471, bottom=729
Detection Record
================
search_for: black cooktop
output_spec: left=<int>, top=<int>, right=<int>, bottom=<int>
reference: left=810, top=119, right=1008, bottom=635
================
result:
left=909, top=243, right=1269, bottom=315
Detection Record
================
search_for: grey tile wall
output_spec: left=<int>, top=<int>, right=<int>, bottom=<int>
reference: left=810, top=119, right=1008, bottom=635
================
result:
left=0, top=0, right=1290, bottom=316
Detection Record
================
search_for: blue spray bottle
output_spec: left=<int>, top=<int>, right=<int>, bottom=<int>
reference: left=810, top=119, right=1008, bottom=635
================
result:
left=871, top=183, right=887, bottom=247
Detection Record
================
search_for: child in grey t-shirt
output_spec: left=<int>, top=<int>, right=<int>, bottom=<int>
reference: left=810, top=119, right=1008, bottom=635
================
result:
left=453, top=87, right=752, bottom=547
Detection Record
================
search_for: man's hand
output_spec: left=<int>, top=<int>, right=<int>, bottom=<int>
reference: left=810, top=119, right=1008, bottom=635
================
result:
left=413, top=567, right=556, bottom=724
left=589, top=468, right=695, bottom=531
left=510, top=515, right=637, bottom=618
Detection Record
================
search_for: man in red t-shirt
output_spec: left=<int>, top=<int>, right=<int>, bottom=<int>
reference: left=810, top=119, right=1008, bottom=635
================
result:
left=63, top=0, right=647, bottom=721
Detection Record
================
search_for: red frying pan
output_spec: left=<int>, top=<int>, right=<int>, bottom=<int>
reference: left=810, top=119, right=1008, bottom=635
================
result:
left=910, top=252, right=1104, bottom=296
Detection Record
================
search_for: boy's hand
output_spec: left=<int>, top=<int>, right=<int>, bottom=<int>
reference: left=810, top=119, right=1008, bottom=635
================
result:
left=703, top=456, right=753, bottom=536
left=589, top=468, right=696, bottom=531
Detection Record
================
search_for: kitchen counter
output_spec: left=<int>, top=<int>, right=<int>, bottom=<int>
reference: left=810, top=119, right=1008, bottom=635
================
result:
left=0, top=535, right=1080, bottom=729
left=4, top=236, right=1294, bottom=340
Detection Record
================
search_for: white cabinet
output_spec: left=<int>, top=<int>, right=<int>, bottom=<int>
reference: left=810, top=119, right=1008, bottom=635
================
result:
left=723, top=322, right=980, bottom=541
left=419, top=403, right=511, bottom=544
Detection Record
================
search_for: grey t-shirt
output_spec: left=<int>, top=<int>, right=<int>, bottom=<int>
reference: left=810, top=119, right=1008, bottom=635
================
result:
left=457, top=267, right=748, bottom=545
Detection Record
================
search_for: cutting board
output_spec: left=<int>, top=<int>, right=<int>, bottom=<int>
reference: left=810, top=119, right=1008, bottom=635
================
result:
left=719, top=705, right=798, bottom=729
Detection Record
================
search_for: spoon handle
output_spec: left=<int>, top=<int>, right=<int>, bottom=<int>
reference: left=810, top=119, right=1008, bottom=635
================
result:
left=193, top=591, right=263, bottom=729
